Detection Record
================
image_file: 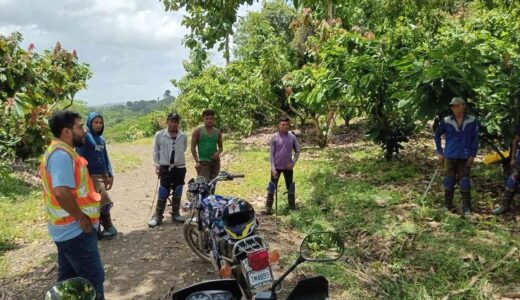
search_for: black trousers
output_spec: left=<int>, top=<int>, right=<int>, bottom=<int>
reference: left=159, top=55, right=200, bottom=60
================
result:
left=271, top=169, right=294, bottom=192
left=159, top=166, right=187, bottom=197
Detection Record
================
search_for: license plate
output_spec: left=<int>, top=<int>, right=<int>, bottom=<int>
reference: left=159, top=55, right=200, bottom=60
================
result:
left=247, top=268, right=272, bottom=288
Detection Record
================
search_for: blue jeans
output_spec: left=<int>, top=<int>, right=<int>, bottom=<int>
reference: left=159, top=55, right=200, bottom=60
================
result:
left=55, top=230, right=105, bottom=299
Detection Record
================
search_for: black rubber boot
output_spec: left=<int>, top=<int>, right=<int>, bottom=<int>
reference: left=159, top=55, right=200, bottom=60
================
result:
left=461, top=191, right=472, bottom=218
left=288, top=193, right=296, bottom=210
left=444, top=189, right=455, bottom=212
left=492, top=190, right=514, bottom=215
left=148, top=198, right=166, bottom=227
left=171, top=195, right=186, bottom=223
left=100, top=209, right=113, bottom=230
left=261, top=193, right=274, bottom=215
left=100, top=209, right=117, bottom=240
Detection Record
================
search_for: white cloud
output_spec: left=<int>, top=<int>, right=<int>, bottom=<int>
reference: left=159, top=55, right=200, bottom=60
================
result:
left=0, top=0, right=261, bottom=105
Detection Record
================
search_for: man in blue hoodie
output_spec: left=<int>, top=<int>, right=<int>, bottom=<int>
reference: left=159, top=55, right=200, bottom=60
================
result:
left=77, top=112, right=117, bottom=239
left=435, top=97, right=479, bottom=218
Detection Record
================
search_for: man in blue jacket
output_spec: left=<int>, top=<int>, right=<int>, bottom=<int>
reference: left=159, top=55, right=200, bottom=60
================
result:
left=77, top=112, right=117, bottom=239
left=435, top=97, right=479, bottom=218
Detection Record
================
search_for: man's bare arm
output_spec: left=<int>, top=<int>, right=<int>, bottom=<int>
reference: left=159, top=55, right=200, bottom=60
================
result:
left=191, top=128, right=200, bottom=163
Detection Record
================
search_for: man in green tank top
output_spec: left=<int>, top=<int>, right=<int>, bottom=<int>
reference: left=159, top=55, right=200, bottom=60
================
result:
left=191, top=109, right=223, bottom=181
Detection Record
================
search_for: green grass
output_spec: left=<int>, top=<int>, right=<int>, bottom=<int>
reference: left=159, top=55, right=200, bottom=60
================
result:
left=0, top=138, right=143, bottom=279
left=109, top=148, right=142, bottom=173
left=218, top=136, right=520, bottom=299
left=0, top=174, right=46, bottom=276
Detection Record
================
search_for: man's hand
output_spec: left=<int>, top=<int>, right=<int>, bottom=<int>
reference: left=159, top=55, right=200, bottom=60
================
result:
left=211, top=152, right=220, bottom=161
left=466, top=156, right=475, bottom=167
left=155, top=167, right=160, bottom=177
left=105, top=176, right=114, bottom=190
left=195, top=162, right=201, bottom=171
left=286, top=162, right=294, bottom=170
left=511, top=159, right=517, bottom=167
left=271, top=169, right=278, bottom=179
left=78, top=214, right=93, bottom=233
left=437, top=154, right=444, bottom=164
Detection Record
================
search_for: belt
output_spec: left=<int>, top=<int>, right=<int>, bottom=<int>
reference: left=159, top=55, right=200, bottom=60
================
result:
left=160, top=164, right=186, bottom=170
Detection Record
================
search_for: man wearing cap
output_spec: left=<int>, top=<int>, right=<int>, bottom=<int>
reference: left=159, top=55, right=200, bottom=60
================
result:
left=434, top=97, right=479, bottom=218
left=148, top=113, right=188, bottom=227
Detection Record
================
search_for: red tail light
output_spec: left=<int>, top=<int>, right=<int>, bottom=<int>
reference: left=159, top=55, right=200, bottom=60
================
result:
left=248, top=250, right=270, bottom=271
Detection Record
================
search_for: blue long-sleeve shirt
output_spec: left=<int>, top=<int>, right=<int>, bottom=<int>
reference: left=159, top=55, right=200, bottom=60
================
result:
left=434, top=114, right=479, bottom=159
left=76, top=112, right=113, bottom=177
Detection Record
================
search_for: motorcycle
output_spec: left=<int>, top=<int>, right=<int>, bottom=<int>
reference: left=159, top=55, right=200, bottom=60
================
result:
left=170, top=231, right=345, bottom=300
left=44, top=232, right=344, bottom=300
left=183, top=171, right=276, bottom=298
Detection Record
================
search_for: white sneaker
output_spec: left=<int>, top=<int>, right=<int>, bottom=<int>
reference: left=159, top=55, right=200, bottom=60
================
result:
left=148, top=217, right=161, bottom=228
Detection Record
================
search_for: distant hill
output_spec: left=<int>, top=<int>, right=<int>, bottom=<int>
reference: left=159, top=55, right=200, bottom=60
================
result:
left=91, top=95, right=175, bottom=116
left=89, top=90, right=175, bottom=116
left=85, top=90, right=176, bottom=142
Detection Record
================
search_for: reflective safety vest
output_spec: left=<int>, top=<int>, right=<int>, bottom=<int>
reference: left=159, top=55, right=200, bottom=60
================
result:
left=40, top=139, right=101, bottom=226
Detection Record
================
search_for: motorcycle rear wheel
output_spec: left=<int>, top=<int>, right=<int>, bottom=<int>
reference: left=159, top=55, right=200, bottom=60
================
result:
left=233, top=268, right=253, bottom=299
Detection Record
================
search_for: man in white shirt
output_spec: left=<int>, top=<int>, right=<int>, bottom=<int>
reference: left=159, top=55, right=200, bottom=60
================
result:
left=149, top=113, right=188, bottom=227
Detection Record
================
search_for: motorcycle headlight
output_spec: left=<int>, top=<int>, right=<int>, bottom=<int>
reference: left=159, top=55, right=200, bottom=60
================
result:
left=186, top=292, right=211, bottom=300
left=195, top=176, right=206, bottom=184
left=185, top=291, right=234, bottom=300
left=188, top=182, right=199, bottom=192
left=211, top=292, right=234, bottom=300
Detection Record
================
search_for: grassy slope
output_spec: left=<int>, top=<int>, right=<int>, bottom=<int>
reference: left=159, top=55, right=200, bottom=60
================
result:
left=0, top=147, right=142, bottom=278
left=1, top=126, right=519, bottom=298
left=217, top=126, right=520, bottom=299
left=0, top=174, right=46, bottom=276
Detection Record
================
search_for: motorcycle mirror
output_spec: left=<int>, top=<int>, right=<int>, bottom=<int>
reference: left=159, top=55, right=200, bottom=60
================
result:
left=45, top=278, right=96, bottom=300
left=300, top=232, right=344, bottom=262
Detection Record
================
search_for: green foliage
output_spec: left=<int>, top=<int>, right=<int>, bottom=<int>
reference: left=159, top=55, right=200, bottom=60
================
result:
left=89, top=97, right=175, bottom=143
left=219, top=133, right=520, bottom=299
left=101, top=110, right=167, bottom=143
left=0, top=174, right=45, bottom=262
left=174, top=1, right=298, bottom=135
left=395, top=3, right=520, bottom=149
left=284, top=0, right=520, bottom=155
left=171, top=0, right=520, bottom=156
left=0, top=32, right=92, bottom=168
left=162, top=0, right=255, bottom=62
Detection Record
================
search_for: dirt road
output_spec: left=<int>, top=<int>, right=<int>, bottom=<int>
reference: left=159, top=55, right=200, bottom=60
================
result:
left=1, top=142, right=304, bottom=300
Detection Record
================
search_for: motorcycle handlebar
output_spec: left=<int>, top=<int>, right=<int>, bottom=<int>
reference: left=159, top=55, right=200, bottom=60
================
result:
left=207, top=173, right=245, bottom=186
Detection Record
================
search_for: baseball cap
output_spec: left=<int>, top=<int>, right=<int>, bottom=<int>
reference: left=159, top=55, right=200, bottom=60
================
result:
left=167, top=112, right=180, bottom=121
left=449, top=97, right=465, bottom=106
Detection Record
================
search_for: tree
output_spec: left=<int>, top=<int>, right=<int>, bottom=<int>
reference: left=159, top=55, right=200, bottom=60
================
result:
left=173, top=1, right=298, bottom=133
left=162, top=0, right=255, bottom=63
left=395, top=2, right=520, bottom=154
left=0, top=32, right=92, bottom=166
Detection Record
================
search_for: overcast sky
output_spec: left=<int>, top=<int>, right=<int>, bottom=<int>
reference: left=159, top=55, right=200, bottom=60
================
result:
left=0, top=0, right=261, bottom=106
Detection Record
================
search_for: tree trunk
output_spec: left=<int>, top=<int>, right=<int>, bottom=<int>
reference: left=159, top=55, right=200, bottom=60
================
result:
left=327, top=0, right=333, bottom=24
left=313, top=116, right=327, bottom=148
left=343, top=115, right=350, bottom=126
left=224, top=35, right=230, bottom=65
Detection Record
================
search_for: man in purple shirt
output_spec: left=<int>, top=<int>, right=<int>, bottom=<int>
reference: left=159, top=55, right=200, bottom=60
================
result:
left=261, top=116, right=300, bottom=215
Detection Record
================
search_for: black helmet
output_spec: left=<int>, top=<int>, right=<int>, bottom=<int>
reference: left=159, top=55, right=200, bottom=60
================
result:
left=222, top=198, right=256, bottom=240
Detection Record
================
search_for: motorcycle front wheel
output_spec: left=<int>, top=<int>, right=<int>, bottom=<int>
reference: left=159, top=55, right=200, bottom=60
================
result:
left=183, top=223, right=212, bottom=262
